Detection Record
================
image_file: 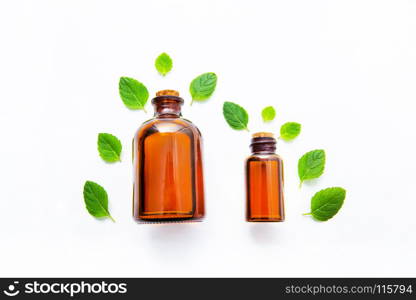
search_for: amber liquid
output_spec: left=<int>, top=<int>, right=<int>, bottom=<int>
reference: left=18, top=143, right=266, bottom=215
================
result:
left=133, top=118, right=205, bottom=223
left=246, top=154, right=284, bottom=222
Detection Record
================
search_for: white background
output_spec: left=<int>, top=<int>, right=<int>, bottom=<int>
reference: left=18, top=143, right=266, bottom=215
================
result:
left=0, top=0, right=415, bottom=277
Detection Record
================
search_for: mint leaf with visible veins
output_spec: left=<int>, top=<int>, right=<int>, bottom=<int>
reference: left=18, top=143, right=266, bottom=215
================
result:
left=298, top=149, right=326, bottom=186
left=98, top=133, right=122, bottom=162
left=189, top=72, right=217, bottom=104
left=304, top=187, right=346, bottom=221
left=280, top=122, right=301, bottom=141
left=155, top=52, right=173, bottom=76
left=119, top=77, right=149, bottom=111
left=223, top=101, right=249, bottom=131
left=83, top=181, right=115, bottom=222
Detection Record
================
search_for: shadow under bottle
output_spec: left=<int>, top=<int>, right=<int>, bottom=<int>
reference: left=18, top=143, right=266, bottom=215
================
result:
left=133, top=90, right=205, bottom=223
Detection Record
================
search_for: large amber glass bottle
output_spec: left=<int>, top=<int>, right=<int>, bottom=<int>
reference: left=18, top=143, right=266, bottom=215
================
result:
left=246, top=132, right=285, bottom=222
left=133, top=90, right=205, bottom=223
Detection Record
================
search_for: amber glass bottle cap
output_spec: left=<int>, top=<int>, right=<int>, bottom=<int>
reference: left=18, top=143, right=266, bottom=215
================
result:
left=252, top=132, right=274, bottom=138
left=156, top=90, right=180, bottom=97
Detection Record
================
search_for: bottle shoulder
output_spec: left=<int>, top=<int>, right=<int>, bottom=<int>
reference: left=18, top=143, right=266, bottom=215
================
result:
left=135, top=117, right=201, bottom=139
left=246, top=153, right=283, bottom=162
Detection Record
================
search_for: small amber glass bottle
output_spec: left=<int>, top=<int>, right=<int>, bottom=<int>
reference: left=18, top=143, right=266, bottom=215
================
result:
left=246, top=132, right=285, bottom=222
left=133, top=90, right=205, bottom=223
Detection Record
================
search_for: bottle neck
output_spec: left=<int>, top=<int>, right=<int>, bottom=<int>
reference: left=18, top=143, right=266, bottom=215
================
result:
left=152, top=95, right=184, bottom=118
left=250, top=136, right=277, bottom=154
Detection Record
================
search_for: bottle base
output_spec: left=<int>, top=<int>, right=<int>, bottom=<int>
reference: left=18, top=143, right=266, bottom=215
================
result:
left=246, top=217, right=284, bottom=222
left=133, top=216, right=204, bottom=224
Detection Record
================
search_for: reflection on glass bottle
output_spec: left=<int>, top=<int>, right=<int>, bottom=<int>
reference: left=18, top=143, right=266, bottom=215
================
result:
left=133, top=90, right=205, bottom=223
left=246, top=132, right=285, bottom=222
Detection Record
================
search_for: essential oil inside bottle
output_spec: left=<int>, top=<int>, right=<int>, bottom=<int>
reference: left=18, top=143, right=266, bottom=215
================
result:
left=133, top=90, right=205, bottom=223
left=246, top=132, right=285, bottom=222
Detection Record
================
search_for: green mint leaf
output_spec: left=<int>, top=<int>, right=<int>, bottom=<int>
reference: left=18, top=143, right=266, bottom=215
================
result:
left=119, top=77, right=149, bottom=111
left=304, top=187, right=346, bottom=221
left=298, top=149, right=326, bottom=186
left=261, top=106, right=276, bottom=122
left=155, top=52, right=173, bottom=76
left=189, top=72, right=217, bottom=104
left=223, top=101, right=249, bottom=131
left=280, top=122, right=301, bottom=141
left=83, top=181, right=115, bottom=222
left=98, top=133, right=122, bottom=162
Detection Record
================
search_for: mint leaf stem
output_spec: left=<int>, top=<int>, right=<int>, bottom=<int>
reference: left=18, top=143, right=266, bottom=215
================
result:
left=108, top=214, right=116, bottom=222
